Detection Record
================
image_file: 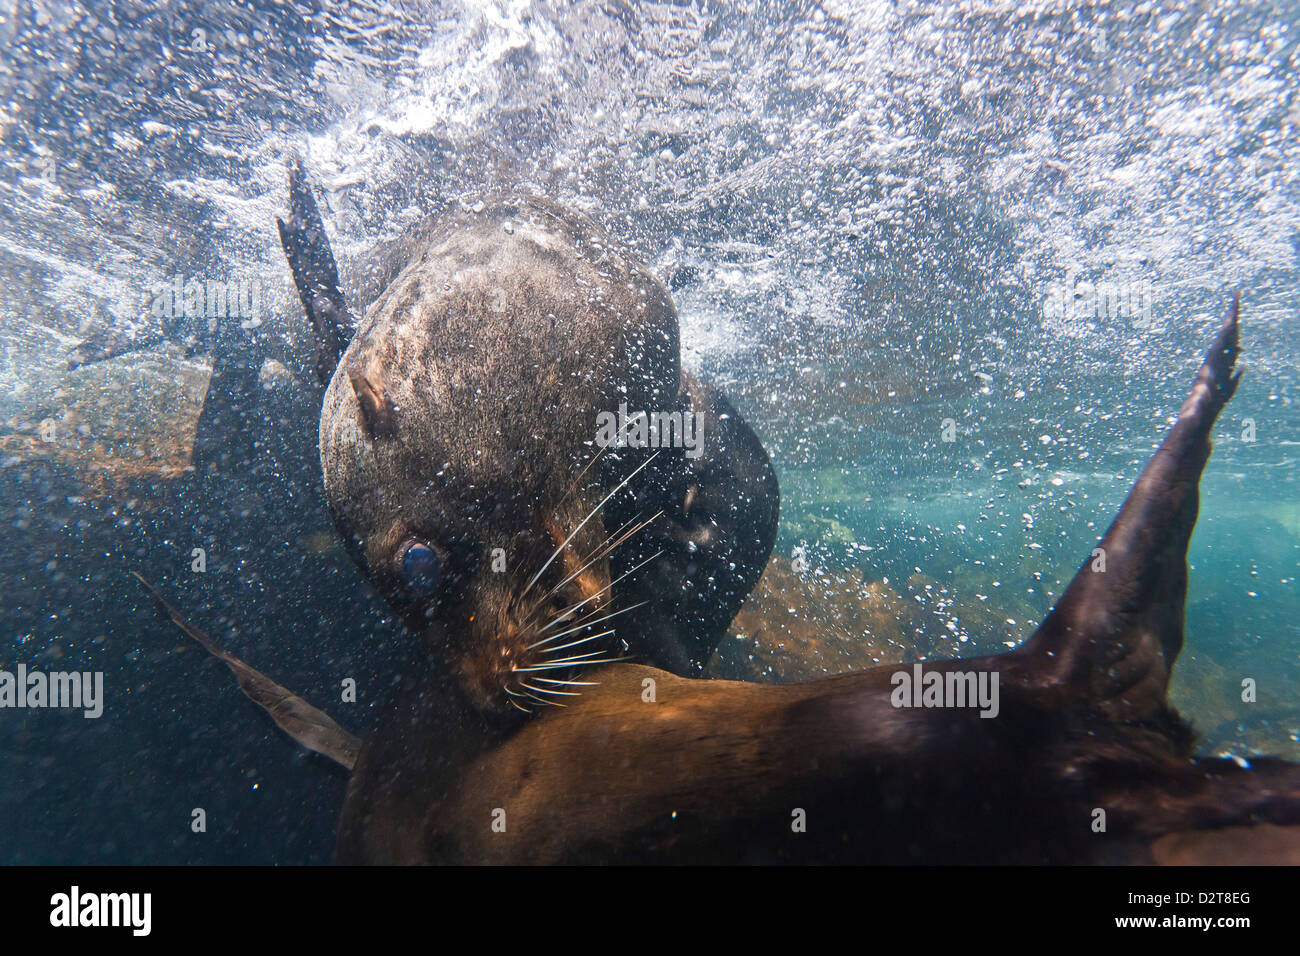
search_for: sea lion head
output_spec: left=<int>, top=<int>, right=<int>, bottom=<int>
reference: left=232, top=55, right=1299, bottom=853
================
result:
left=319, top=197, right=679, bottom=714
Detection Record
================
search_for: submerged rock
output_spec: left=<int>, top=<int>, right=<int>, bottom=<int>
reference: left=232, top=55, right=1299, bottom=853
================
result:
left=708, top=556, right=934, bottom=682
left=1, top=348, right=210, bottom=494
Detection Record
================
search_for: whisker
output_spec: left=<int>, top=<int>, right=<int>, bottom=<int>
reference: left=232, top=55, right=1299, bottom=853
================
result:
left=531, top=511, right=657, bottom=610
left=520, top=681, right=582, bottom=697
left=544, top=512, right=664, bottom=607
left=520, top=451, right=661, bottom=599
left=595, top=511, right=663, bottom=558
left=527, top=604, right=644, bottom=650
left=555, top=442, right=610, bottom=511
left=516, top=655, right=630, bottom=672
left=536, top=648, right=612, bottom=665
left=538, top=629, right=615, bottom=656
left=516, top=511, right=661, bottom=634
left=530, top=677, right=599, bottom=686
left=521, top=688, right=564, bottom=707
left=568, top=509, right=663, bottom=579
left=542, top=549, right=664, bottom=632
left=511, top=445, right=611, bottom=605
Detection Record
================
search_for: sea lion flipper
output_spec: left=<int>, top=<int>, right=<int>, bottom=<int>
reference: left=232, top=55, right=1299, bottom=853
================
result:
left=608, top=374, right=780, bottom=673
left=132, top=572, right=361, bottom=770
left=278, top=159, right=356, bottom=386
left=1016, top=295, right=1241, bottom=719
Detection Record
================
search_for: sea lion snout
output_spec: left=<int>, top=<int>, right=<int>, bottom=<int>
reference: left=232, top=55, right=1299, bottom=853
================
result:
left=397, top=512, right=618, bottom=714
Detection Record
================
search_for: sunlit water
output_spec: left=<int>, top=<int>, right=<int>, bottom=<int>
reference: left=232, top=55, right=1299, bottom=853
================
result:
left=0, top=1, right=1296, bottom=862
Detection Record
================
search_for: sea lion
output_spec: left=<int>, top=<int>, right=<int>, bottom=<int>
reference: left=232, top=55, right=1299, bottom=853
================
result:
left=289, top=163, right=779, bottom=715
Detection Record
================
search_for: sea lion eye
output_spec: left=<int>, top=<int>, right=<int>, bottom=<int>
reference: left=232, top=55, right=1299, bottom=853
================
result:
left=397, top=541, right=441, bottom=594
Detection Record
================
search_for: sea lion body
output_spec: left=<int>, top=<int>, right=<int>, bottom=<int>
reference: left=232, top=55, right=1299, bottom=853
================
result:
left=337, top=659, right=1127, bottom=864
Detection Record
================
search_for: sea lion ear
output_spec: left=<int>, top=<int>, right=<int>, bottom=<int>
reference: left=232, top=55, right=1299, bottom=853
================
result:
left=277, top=158, right=357, bottom=386
left=1014, top=294, right=1242, bottom=721
left=348, top=368, right=397, bottom=440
